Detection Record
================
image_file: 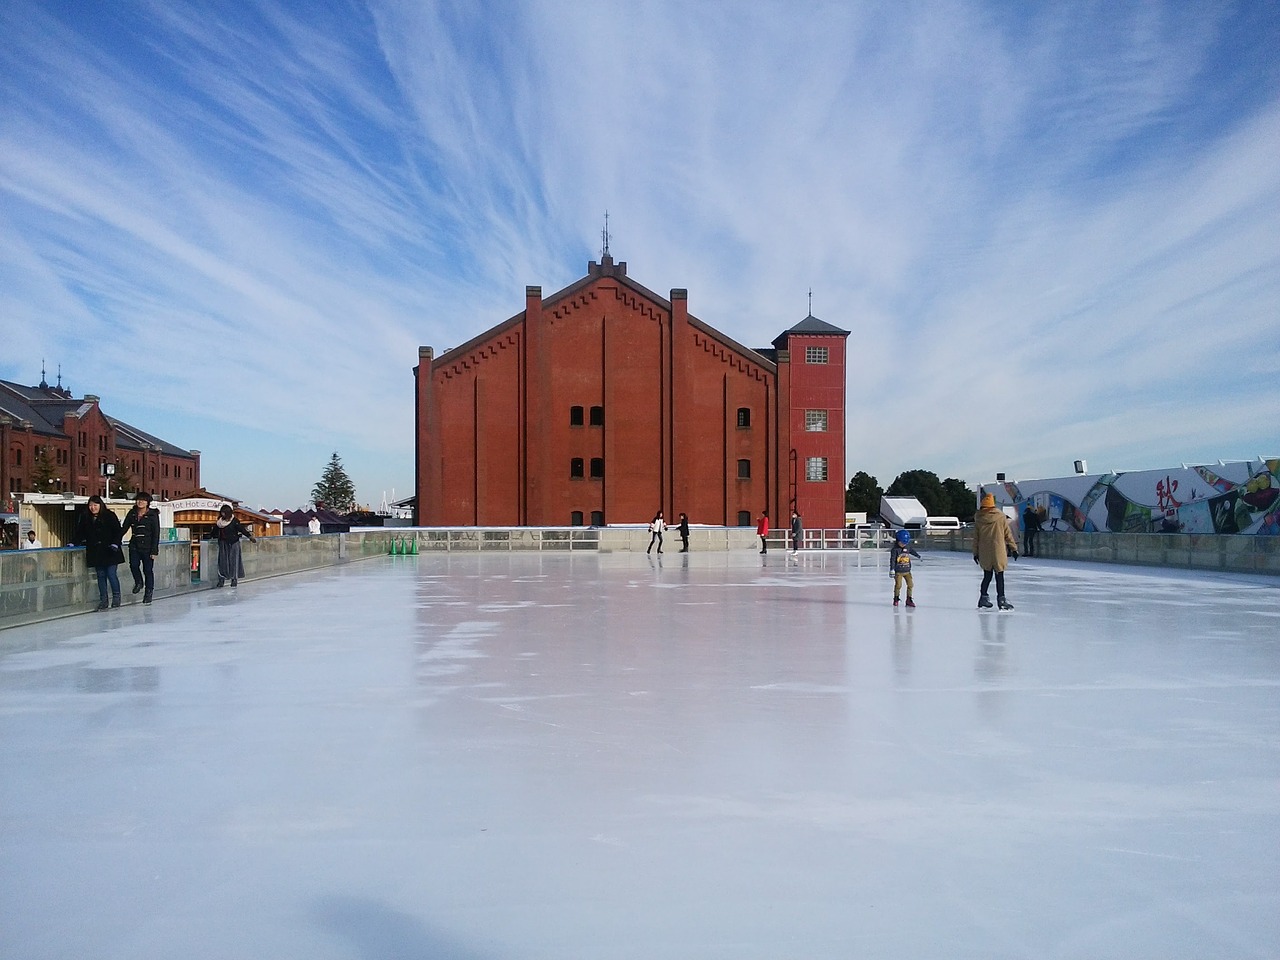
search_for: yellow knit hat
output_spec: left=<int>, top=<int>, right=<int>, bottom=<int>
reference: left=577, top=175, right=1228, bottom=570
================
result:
left=981, top=493, right=996, bottom=508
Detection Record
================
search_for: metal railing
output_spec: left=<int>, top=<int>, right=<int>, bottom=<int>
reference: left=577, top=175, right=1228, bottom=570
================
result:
left=769, top=526, right=900, bottom=551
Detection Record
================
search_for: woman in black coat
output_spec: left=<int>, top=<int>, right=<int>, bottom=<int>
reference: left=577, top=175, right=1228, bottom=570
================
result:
left=209, top=503, right=257, bottom=588
left=73, top=495, right=124, bottom=610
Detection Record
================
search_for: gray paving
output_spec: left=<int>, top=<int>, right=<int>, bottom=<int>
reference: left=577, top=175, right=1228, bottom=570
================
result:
left=1, top=549, right=1277, bottom=959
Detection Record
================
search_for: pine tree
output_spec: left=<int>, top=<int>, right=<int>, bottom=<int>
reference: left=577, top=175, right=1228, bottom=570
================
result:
left=111, top=459, right=138, bottom=499
left=311, top=452, right=356, bottom=512
left=29, top=445, right=61, bottom=493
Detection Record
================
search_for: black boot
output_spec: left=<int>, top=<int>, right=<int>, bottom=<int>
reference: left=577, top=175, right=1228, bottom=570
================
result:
left=998, top=597, right=1014, bottom=611
left=978, top=594, right=993, bottom=609
left=143, top=590, right=153, bottom=604
left=95, top=600, right=109, bottom=612
left=132, top=582, right=144, bottom=594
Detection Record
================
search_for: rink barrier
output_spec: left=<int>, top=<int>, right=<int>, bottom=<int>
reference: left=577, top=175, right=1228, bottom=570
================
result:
left=926, top=529, right=1280, bottom=575
left=9, top=526, right=1270, bottom=630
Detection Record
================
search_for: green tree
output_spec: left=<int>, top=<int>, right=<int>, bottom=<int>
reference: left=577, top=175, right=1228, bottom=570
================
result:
left=111, top=458, right=138, bottom=499
left=30, top=445, right=61, bottom=493
left=845, top=471, right=883, bottom=515
left=886, top=469, right=949, bottom=517
left=942, top=477, right=976, bottom=522
left=312, top=452, right=356, bottom=512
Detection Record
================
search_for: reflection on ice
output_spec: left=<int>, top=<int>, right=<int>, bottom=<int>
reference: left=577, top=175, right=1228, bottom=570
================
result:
left=1, top=551, right=1277, bottom=959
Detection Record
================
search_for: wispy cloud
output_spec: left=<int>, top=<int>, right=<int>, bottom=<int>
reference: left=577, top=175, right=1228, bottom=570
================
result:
left=2, top=0, right=1276, bottom=505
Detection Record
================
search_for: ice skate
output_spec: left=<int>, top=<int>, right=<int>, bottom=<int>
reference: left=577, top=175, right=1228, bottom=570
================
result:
left=893, top=597, right=899, bottom=607
left=978, top=595, right=993, bottom=609
left=998, top=598, right=1014, bottom=611
left=905, top=598, right=916, bottom=608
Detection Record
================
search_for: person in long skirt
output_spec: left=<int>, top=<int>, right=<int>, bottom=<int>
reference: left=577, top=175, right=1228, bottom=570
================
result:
left=209, top=504, right=257, bottom=587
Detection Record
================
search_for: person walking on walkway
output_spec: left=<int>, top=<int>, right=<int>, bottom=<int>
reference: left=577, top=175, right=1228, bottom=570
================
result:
left=72, top=495, right=124, bottom=610
left=646, top=511, right=665, bottom=555
left=209, top=504, right=257, bottom=588
left=677, top=513, right=690, bottom=552
left=974, top=492, right=1019, bottom=610
left=121, top=492, right=161, bottom=604
left=756, top=510, right=769, bottom=554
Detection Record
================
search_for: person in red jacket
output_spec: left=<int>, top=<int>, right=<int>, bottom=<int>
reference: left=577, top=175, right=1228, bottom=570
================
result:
left=756, top=510, right=769, bottom=554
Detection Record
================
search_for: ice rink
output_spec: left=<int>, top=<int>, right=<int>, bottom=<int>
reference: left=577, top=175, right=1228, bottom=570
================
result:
left=2, top=547, right=1278, bottom=959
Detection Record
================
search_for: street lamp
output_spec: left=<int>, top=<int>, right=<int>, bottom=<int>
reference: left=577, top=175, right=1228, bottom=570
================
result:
left=101, top=461, right=116, bottom=499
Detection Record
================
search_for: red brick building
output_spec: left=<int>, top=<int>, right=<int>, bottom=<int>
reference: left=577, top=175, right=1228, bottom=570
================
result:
left=414, top=255, right=849, bottom=530
left=1, top=376, right=200, bottom=507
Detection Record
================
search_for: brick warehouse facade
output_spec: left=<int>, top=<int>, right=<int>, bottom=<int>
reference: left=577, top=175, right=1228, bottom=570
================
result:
left=413, top=255, right=849, bottom=530
left=1, top=377, right=200, bottom=507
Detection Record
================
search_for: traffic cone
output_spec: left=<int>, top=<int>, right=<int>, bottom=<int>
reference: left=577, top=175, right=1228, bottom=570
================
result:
left=408, top=537, right=418, bottom=555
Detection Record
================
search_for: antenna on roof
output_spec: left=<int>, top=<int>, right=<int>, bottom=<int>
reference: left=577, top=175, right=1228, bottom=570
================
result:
left=601, top=211, right=611, bottom=259
left=56, top=364, right=63, bottom=391
left=807, top=288, right=813, bottom=317
left=39, top=359, right=48, bottom=389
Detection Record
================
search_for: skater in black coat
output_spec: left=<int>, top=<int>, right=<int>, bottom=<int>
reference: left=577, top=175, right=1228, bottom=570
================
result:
left=72, top=495, right=124, bottom=610
left=120, top=492, right=161, bottom=603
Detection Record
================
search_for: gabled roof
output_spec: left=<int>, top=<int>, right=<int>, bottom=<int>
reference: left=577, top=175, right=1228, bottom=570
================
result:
left=106, top=416, right=195, bottom=458
left=0, top=378, right=195, bottom=458
left=432, top=257, right=779, bottom=376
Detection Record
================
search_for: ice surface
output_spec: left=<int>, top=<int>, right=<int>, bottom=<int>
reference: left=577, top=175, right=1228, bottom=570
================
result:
left=1, top=550, right=1278, bottom=959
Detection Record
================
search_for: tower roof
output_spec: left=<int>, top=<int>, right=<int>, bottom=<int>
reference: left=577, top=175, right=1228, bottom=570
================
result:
left=772, top=314, right=850, bottom=348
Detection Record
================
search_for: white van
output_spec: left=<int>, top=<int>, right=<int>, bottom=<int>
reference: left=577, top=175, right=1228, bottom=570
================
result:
left=922, top=516, right=962, bottom=530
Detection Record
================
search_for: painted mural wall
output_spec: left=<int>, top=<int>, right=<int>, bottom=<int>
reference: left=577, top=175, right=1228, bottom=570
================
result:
left=985, top=458, right=1280, bottom=536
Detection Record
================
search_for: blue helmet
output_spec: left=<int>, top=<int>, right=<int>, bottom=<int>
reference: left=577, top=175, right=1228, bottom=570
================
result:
left=895, top=530, right=911, bottom=545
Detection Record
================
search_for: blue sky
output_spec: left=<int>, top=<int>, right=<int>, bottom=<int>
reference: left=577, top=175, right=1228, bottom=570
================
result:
left=3, top=0, right=1277, bottom=510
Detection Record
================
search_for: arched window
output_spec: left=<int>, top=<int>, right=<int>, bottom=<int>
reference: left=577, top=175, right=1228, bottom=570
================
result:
left=737, top=408, right=751, bottom=428
left=590, top=510, right=605, bottom=526
left=570, top=458, right=584, bottom=479
left=737, top=510, right=751, bottom=526
left=570, top=406, right=584, bottom=426
left=589, top=405, right=604, bottom=426
left=570, top=511, right=584, bottom=526
left=590, top=458, right=604, bottom=479
left=737, top=459, right=751, bottom=479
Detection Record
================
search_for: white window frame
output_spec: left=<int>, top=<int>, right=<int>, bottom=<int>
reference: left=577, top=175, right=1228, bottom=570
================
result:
left=804, top=345, right=828, bottom=364
left=805, top=409, right=828, bottom=432
left=805, top=457, right=829, bottom=482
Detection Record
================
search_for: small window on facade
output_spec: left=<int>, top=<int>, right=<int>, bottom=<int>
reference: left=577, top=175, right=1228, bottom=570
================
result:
left=805, top=345, right=829, bottom=364
left=570, top=406, right=584, bottom=426
left=589, top=405, right=604, bottom=426
left=805, top=456, right=829, bottom=481
left=590, top=458, right=604, bottom=479
left=570, top=511, right=584, bottom=526
left=10, top=447, right=19, bottom=467
left=590, top=510, right=604, bottom=526
left=570, top=458, right=584, bottom=479
left=737, top=510, right=751, bottom=526
left=805, top=409, right=828, bottom=432
left=737, top=459, right=751, bottom=479
left=737, top=408, right=751, bottom=428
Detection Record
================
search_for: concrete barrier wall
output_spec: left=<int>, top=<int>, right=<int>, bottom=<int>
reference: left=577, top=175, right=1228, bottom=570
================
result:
left=926, top=529, right=1280, bottom=575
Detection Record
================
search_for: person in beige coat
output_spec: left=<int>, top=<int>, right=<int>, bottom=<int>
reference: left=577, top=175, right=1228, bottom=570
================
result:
left=973, top=492, right=1019, bottom=609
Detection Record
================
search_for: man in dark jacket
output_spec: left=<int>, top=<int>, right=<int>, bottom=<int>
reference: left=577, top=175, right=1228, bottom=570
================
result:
left=121, top=492, right=161, bottom=604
